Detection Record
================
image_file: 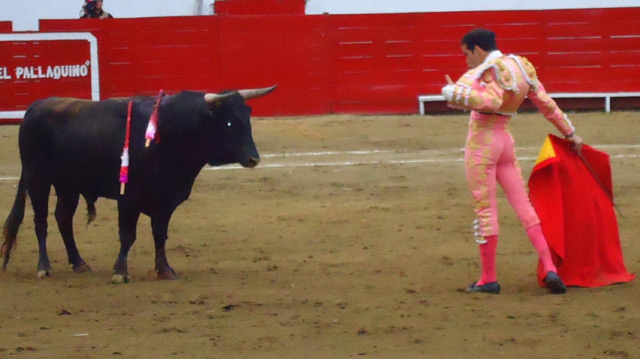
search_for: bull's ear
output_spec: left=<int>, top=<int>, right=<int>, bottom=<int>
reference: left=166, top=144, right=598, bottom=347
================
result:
left=204, top=91, right=236, bottom=106
left=238, top=85, right=277, bottom=101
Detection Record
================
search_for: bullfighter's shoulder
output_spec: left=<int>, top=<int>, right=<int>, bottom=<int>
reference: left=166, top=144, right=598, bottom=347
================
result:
left=508, top=54, right=539, bottom=89
left=484, top=57, right=517, bottom=91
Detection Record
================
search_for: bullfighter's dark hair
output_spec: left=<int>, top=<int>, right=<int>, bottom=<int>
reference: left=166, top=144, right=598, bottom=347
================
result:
left=461, top=28, right=498, bottom=52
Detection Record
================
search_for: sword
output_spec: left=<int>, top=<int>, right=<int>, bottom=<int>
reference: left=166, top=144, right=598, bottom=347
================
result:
left=575, top=150, right=624, bottom=219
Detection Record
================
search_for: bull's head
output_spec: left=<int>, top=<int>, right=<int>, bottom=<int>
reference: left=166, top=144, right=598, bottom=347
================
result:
left=203, top=85, right=276, bottom=168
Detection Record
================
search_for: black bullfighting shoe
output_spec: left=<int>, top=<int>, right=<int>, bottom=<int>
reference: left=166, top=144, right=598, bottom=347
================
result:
left=465, top=281, right=501, bottom=294
left=544, top=271, right=567, bottom=294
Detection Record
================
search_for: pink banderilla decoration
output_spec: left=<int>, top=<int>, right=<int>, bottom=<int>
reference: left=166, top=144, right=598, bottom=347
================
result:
left=120, top=100, right=133, bottom=195
left=145, top=89, right=165, bottom=147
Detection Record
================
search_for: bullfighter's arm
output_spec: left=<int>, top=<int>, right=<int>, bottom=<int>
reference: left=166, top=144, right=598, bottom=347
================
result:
left=441, top=68, right=505, bottom=113
left=513, top=56, right=575, bottom=137
left=527, top=81, right=575, bottom=137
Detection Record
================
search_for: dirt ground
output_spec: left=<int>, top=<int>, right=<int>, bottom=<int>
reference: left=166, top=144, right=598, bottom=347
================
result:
left=0, top=111, right=638, bottom=358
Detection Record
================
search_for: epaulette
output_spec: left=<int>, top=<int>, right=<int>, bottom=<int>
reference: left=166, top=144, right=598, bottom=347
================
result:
left=488, top=57, right=518, bottom=92
left=472, top=57, right=518, bottom=93
left=509, top=55, right=539, bottom=90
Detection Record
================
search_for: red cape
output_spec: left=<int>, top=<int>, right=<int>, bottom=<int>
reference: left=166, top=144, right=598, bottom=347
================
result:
left=528, top=135, right=634, bottom=287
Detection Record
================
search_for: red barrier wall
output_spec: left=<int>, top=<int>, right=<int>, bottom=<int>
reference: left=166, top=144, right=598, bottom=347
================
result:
left=215, top=0, right=305, bottom=15
left=0, top=22, right=12, bottom=33
left=2, top=8, right=639, bottom=119
left=40, top=17, right=219, bottom=97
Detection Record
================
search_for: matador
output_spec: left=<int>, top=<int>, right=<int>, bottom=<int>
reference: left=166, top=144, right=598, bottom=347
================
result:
left=441, top=28, right=583, bottom=294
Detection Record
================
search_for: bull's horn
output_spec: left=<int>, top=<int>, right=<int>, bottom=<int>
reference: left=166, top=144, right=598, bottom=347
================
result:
left=238, top=85, right=277, bottom=100
left=204, top=92, right=236, bottom=103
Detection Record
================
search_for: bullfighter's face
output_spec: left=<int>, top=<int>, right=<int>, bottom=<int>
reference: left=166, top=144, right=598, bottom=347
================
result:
left=461, top=44, right=487, bottom=69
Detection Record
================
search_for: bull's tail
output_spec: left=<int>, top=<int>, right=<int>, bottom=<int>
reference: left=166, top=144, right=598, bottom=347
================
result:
left=2, top=174, right=27, bottom=270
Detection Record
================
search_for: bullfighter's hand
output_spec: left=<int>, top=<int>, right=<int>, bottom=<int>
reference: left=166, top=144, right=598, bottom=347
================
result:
left=442, top=75, right=455, bottom=101
left=445, top=74, right=454, bottom=85
left=567, top=133, right=583, bottom=154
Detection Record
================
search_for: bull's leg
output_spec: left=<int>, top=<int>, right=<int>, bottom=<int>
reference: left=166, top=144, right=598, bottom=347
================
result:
left=151, top=215, right=177, bottom=280
left=28, top=184, right=51, bottom=279
left=54, top=192, right=91, bottom=273
left=112, top=202, right=140, bottom=284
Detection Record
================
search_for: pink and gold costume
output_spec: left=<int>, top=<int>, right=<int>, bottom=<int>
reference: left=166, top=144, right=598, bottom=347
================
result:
left=445, top=51, right=575, bottom=241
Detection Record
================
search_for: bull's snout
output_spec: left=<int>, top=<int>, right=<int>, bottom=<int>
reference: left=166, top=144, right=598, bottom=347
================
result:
left=243, top=157, right=260, bottom=168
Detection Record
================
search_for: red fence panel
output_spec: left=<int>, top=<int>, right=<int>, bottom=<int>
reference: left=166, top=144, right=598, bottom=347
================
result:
left=328, top=13, right=424, bottom=113
left=215, top=0, right=305, bottom=15
left=218, top=15, right=330, bottom=115
left=0, top=21, right=12, bottom=33
left=41, top=17, right=220, bottom=98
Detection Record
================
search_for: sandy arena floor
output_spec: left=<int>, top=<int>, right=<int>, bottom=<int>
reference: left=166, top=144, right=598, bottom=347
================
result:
left=0, top=111, right=638, bottom=358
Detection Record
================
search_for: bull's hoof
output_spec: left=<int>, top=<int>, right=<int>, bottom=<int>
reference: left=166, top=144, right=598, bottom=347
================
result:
left=37, top=270, right=51, bottom=279
left=157, top=270, right=178, bottom=280
left=73, top=262, right=92, bottom=273
left=111, top=274, right=130, bottom=284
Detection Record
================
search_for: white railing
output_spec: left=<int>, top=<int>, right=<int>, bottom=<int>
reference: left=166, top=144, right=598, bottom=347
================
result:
left=418, top=92, right=640, bottom=115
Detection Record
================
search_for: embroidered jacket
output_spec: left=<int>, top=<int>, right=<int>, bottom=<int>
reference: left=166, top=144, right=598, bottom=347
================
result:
left=445, top=52, right=575, bottom=136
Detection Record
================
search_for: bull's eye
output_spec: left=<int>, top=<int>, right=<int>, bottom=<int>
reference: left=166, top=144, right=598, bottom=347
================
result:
left=227, top=121, right=232, bottom=127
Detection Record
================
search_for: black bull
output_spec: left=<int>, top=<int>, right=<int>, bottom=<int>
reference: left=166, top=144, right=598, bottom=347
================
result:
left=1, top=86, right=276, bottom=283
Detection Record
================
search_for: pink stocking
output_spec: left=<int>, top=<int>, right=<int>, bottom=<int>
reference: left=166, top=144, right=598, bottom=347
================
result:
left=526, top=224, right=557, bottom=273
left=477, top=235, right=498, bottom=285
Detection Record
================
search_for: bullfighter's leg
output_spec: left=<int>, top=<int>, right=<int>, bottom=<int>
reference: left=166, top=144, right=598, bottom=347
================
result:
left=464, top=123, right=500, bottom=290
left=465, top=154, right=499, bottom=286
left=495, top=131, right=539, bottom=230
left=112, top=202, right=140, bottom=284
left=54, top=191, right=91, bottom=273
left=28, top=183, right=52, bottom=279
left=151, top=215, right=177, bottom=280
left=464, top=125, right=500, bottom=238
left=495, top=132, right=558, bottom=274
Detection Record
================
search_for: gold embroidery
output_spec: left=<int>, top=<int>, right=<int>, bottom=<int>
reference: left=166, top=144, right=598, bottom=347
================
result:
left=487, top=58, right=517, bottom=92
left=466, top=127, right=495, bottom=236
left=517, top=56, right=539, bottom=90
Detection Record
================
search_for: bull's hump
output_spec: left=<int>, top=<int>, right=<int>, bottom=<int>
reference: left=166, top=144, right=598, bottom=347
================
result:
left=43, top=98, right=93, bottom=118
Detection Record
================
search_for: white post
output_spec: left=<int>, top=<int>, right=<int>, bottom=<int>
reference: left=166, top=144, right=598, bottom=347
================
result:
left=194, top=0, right=204, bottom=15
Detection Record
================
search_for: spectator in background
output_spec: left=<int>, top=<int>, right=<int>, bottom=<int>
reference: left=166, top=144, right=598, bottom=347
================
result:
left=80, top=0, right=113, bottom=19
